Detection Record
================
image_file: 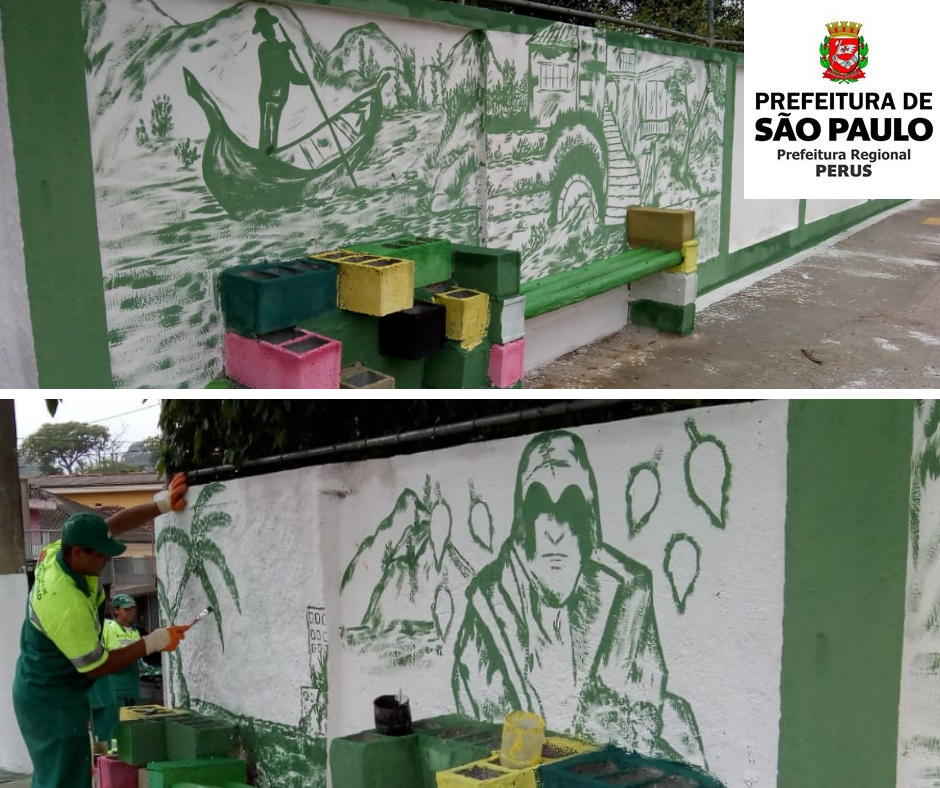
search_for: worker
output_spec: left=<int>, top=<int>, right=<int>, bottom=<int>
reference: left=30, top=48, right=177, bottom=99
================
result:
left=12, top=472, right=189, bottom=788
left=104, top=594, right=144, bottom=714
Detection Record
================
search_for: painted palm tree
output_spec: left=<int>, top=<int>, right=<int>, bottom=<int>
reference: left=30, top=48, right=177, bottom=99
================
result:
left=156, top=481, right=241, bottom=705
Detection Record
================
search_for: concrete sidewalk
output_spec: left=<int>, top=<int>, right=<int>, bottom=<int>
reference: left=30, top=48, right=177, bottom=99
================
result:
left=525, top=200, right=940, bottom=389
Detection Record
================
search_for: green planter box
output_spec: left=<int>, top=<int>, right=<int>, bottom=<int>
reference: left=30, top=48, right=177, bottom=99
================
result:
left=219, top=259, right=338, bottom=336
left=166, top=715, right=236, bottom=760
left=423, top=340, right=491, bottom=389
left=346, top=236, right=452, bottom=289
left=117, top=718, right=167, bottom=766
left=451, top=244, right=521, bottom=298
left=146, top=757, right=246, bottom=788
left=329, top=731, right=422, bottom=788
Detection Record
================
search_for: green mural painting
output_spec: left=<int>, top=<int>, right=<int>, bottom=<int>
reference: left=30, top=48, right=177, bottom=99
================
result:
left=452, top=431, right=706, bottom=767
left=83, top=1, right=725, bottom=387
left=340, top=476, right=475, bottom=672
left=664, top=533, right=701, bottom=614
left=626, top=449, right=663, bottom=537
left=157, top=482, right=327, bottom=788
left=684, top=419, right=732, bottom=529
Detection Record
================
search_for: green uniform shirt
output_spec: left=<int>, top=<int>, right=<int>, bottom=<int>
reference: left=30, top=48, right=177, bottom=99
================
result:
left=103, top=619, right=142, bottom=700
left=15, top=540, right=108, bottom=704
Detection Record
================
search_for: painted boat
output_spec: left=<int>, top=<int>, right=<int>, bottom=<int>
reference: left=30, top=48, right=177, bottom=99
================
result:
left=183, top=67, right=388, bottom=217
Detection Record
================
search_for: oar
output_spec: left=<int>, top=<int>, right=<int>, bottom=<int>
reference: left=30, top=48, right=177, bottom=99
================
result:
left=277, top=22, right=359, bottom=189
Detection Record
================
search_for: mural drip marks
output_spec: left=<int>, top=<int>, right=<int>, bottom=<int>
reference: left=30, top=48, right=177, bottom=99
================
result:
left=683, top=419, right=732, bottom=529
left=626, top=449, right=663, bottom=538
left=664, top=533, right=702, bottom=614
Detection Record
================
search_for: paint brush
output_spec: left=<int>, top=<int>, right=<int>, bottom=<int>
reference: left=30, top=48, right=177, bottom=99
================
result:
left=188, top=605, right=215, bottom=627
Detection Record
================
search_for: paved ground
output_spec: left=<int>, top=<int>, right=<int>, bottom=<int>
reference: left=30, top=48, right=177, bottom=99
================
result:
left=525, top=200, right=940, bottom=389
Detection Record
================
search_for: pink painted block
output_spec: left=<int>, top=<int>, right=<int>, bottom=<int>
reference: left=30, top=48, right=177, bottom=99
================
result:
left=487, top=338, right=525, bottom=388
left=99, top=755, right=140, bottom=788
left=224, top=328, right=342, bottom=389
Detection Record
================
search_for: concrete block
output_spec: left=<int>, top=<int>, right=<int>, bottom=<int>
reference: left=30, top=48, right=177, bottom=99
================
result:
left=629, top=300, right=695, bottom=336
left=219, top=259, right=337, bottom=335
left=165, top=716, right=235, bottom=761
left=629, top=271, right=697, bottom=306
left=312, top=250, right=414, bottom=316
left=667, top=238, right=699, bottom=274
left=117, top=719, right=167, bottom=766
left=345, top=236, right=452, bottom=288
left=432, top=288, right=490, bottom=350
left=487, top=339, right=525, bottom=388
left=488, top=295, right=526, bottom=344
left=146, top=758, right=246, bottom=788
left=627, top=207, right=695, bottom=251
left=341, top=362, right=395, bottom=389
left=329, top=731, right=422, bottom=788
left=99, top=754, right=141, bottom=788
left=119, top=707, right=190, bottom=723
left=451, top=244, right=521, bottom=298
left=224, top=328, right=342, bottom=389
left=378, top=301, right=446, bottom=359
left=424, top=340, right=491, bottom=389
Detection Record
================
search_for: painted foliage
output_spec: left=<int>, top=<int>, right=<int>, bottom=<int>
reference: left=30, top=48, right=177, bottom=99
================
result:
left=897, top=400, right=940, bottom=788
left=82, top=0, right=726, bottom=387
left=157, top=403, right=786, bottom=788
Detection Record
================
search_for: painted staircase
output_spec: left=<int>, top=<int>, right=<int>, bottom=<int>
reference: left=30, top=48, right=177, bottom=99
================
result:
left=603, top=102, right=641, bottom=226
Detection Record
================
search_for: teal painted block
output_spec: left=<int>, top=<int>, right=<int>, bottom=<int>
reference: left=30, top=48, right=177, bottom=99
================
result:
left=629, top=300, right=695, bottom=335
left=345, top=235, right=452, bottom=289
left=146, top=757, right=246, bottom=788
left=117, top=718, right=167, bottom=766
left=329, top=731, right=421, bottom=788
left=423, top=340, right=491, bottom=389
left=451, top=244, right=521, bottom=298
left=166, top=716, right=235, bottom=760
left=219, top=259, right=338, bottom=336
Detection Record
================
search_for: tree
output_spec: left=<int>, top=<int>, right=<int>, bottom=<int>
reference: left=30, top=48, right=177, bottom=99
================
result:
left=123, top=436, right=162, bottom=470
left=19, top=421, right=114, bottom=475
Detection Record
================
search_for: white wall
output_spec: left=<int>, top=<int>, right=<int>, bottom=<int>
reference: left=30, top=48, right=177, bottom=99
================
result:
left=804, top=199, right=868, bottom=224
left=160, top=401, right=789, bottom=788
left=0, top=10, right=38, bottom=388
left=0, top=573, right=32, bottom=773
left=728, top=64, right=799, bottom=254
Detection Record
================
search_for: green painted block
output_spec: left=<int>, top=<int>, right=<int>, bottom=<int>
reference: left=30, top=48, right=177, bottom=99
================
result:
left=219, top=259, right=338, bottom=336
left=166, top=716, right=235, bottom=760
left=329, top=731, right=421, bottom=788
left=451, top=244, right=522, bottom=298
left=423, top=340, right=491, bottom=389
left=345, top=236, right=452, bottom=289
left=629, top=300, right=695, bottom=336
left=300, top=309, right=425, bottom=388
left=146, top=757, right=246, bottom=788
left=117, top=718, right=167, bottom=766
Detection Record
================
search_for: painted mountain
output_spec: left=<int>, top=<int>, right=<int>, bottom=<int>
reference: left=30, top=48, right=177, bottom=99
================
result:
left=341, top=484, right=473, bottom=637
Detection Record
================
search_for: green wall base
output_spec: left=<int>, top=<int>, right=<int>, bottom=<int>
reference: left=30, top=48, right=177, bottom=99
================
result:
left=629, top=300, right=695, bottom=335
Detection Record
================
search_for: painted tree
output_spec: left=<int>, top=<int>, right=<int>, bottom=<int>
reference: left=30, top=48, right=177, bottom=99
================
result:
left=156, top=481, right=240, bottom=706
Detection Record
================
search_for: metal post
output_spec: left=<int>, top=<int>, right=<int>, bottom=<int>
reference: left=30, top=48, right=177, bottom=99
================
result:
left=0, top=401, right=25, bottom=575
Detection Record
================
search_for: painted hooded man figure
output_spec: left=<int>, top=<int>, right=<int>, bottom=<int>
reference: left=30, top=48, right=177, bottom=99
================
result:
left=452, top=430, right=706, bottom=767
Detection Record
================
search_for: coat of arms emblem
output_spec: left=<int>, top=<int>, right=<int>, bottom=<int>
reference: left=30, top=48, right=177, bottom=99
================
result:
left=820, top=21, right=867, bottom=82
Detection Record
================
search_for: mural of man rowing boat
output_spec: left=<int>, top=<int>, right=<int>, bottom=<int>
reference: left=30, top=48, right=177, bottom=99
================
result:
left=183, top=13, right=390, bottom=218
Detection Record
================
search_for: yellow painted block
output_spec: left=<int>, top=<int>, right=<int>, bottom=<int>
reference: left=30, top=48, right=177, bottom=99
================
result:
left=667, top=239, right=699, bottom=274
left=922, top=217, right=940, bottom=225
left=436, top=756, right=529, bottom=788
left=119, top=705, right=189, bottom=722
left=432, top=288, right=490, bottom=350
left=312, top=250, right=414, bottom=317
left=627, top=206, right=695, bottom=250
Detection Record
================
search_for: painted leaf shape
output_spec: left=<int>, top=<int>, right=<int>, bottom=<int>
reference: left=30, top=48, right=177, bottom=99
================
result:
left=664, top=533, right=701, bottom=614
left=469, top=499, right=494, bottom=552
left=432, top=583, right=455, bottom=642
left=429, top=500, right=452, bottom=571
left=626, top=462, right=661, bottom=538
left=684, top=419, right=731, bottom=529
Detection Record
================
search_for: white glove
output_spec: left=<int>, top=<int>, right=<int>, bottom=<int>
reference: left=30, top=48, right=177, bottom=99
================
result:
left=143, top=628, right=172, bottom=655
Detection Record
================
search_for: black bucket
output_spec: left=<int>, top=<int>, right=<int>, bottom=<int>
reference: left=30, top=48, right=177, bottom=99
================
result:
left=374, top=694, right=413, bottom=736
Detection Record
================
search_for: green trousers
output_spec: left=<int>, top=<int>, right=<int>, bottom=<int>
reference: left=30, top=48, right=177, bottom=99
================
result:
left=91, top=701, right=118, bottom=745
left=13, top=686, right=91, bottom=788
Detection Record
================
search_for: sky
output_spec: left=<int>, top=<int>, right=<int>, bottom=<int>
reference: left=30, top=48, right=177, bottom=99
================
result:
left=13, top=397, right=162, bottom=451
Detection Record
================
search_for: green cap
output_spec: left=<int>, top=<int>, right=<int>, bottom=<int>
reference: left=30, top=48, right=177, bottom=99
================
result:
left=61, top=513, right=127, bottom=557
left=112, top=593, right=136, bottom=609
